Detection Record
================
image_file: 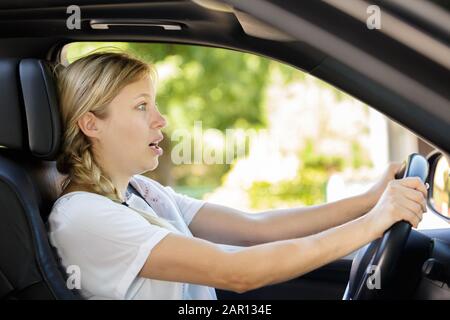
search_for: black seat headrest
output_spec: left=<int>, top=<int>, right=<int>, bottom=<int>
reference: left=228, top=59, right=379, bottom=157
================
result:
left=0, top=58, right=68, bottom=214
left=19, top=59, right=62, bottom=161
left=0, top=58, right=26, bottom=151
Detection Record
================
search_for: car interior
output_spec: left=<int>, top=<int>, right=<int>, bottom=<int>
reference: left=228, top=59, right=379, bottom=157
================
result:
left=0, top=0, right=449, bottom=300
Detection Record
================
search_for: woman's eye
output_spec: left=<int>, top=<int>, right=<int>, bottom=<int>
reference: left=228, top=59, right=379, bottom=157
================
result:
left=137, top=103, right=147, bottom=111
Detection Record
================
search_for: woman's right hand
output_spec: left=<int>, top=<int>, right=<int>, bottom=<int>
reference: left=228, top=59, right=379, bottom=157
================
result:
left=365, top=177, right=428, bottom=238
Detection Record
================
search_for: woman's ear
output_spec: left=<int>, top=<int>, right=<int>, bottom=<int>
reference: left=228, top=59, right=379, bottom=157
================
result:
left=77, top=111, right=102, bottom=139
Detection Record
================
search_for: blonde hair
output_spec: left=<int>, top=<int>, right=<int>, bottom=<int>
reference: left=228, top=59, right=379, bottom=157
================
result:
left=54, top=50, right=178, bottom=232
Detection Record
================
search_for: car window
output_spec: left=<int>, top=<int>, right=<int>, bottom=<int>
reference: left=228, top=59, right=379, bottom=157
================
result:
left=61, top=41, right=450, bottom=230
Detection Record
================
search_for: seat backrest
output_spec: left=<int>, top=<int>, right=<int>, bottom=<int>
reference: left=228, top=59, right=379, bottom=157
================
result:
left=0, top=58, right=81, bottom=299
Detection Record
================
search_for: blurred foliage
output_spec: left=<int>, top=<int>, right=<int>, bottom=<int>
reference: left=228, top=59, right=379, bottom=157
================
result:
left=248, top=140, right=345, bottom=209
left=137, top=43, right=270, bottom=132
left=351, top=141, right=372, bottom=169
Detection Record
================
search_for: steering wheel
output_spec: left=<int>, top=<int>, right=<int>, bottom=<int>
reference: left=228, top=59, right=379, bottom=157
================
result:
left=343, top=153, right=429, bottom=300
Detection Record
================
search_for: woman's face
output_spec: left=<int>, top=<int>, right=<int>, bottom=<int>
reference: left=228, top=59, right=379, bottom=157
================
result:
left=83, top=76, right=167, bottom=176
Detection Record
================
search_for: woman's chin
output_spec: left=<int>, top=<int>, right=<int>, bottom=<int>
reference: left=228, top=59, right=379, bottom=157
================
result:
left=147, top=159, right=159, bottom=171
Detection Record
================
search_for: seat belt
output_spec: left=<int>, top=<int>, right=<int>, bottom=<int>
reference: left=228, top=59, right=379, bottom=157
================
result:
left=122, top=183, right=153, bottom=209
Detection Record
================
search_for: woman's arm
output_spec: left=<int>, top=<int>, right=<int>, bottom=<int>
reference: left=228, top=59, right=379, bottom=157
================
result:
left=189, top=162, right=403, bottom=246
left=141, top=213, right=375, bottom=293
left=249, top=192, right=376, bottom=243
left=139, top=177, right=426, bottom=293
left=190, top=193, right=374, bottom=246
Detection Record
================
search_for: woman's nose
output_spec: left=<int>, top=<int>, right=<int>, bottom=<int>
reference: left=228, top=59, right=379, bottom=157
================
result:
left=152, top=109, right=167, bottom=129
left=158, top=113, right=168, bottom=129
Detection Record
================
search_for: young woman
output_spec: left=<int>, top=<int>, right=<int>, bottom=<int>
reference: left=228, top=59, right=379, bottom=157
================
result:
left=49, top=51, right=427, bottom=300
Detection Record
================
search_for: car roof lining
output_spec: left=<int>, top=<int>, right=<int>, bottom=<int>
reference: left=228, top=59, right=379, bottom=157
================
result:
left=0, top=2, right=327, bottom=74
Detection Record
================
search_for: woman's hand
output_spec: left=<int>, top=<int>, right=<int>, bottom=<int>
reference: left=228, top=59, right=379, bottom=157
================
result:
left=365, top=162, right=405, bottom=209
left=365, top=177, right=428, bottom=238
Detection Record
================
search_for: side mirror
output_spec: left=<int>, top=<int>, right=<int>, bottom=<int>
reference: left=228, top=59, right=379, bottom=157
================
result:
left=427, top=151, right=450, bottom=220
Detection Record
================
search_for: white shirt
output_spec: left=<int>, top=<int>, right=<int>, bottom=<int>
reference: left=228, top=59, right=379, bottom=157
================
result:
left=48, top=174, right=217, bottom=300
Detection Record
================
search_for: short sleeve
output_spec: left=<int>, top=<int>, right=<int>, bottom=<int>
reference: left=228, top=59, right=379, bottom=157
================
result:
left=50, top=200, right=171, bottom=299
left=163, top=186, right=206, bottom=226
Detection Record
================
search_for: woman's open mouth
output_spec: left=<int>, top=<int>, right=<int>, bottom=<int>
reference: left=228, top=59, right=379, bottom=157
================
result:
left=149, top=141, right=163, bottom=156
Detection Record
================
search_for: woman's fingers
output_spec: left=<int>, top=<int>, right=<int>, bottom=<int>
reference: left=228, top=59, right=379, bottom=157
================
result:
left=402, top=206, right=422, bottom=228
left=390, top=161, right=405, bottom=179
left=397, top=196, right=424, bottom=224
left=401, top=187, right=427, bottom=212
left=399, top=177, right=428, bottom=198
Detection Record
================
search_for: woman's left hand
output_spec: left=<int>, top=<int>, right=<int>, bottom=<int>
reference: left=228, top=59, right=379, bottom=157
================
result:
left=365, top=161, right=405, bottom=208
